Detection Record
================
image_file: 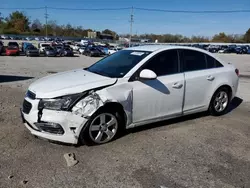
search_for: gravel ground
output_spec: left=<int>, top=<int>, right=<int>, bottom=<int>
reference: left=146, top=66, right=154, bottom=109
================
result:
left=0, top=54, right=250, bottom=188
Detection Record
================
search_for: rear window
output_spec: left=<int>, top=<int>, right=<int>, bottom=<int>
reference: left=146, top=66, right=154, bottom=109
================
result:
left=8, top=42, right=18, bottom=46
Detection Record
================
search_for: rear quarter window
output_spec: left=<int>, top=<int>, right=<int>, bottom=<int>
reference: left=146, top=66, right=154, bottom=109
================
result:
left=206, top=54, right=224, bottom=68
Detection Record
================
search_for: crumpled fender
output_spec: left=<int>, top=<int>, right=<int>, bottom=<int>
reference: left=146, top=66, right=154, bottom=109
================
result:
left=72, top=83, right=133, bottom=126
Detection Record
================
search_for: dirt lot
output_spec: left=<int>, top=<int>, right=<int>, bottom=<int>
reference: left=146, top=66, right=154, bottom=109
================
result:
left=0, top=54, right=250, bottom=188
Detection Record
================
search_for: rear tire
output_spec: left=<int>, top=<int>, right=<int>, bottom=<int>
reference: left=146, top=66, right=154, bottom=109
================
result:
left=79, top=108, right=124, bottom=146
left=209, top=87, right=230, bottom=116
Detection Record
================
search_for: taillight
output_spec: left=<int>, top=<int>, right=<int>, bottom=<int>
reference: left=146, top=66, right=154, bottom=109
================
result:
left=235, top=69, right=239, bottom=76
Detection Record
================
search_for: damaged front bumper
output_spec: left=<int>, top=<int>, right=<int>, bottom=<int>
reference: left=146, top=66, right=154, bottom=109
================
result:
left=21, top=97, right=89, bottom=144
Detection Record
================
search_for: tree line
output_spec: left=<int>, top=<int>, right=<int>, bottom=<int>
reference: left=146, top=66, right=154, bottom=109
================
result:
left=0, top=11, right=250, bottom=43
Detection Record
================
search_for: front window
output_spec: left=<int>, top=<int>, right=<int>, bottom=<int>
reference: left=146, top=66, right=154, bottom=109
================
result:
left=87, top=50, right=151, bottom=78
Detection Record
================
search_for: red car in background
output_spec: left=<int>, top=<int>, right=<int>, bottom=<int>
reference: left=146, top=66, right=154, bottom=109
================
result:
left=6, top=41, right=20, bottom=56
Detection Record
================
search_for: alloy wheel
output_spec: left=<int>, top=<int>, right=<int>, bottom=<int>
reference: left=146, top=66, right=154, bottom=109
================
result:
left=88, top=113, right=118, bottom=144
left=213, top=91, right=228, bottom=112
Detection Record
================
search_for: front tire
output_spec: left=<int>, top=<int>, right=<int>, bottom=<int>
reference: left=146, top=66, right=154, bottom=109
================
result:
left=209, top=87, right=230, bottom=116
left=79, top=109, right=123, bottom=145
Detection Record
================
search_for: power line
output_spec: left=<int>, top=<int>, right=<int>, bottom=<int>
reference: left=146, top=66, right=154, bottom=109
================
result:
left=0, top=7, right=250, bottom=13
left=134, top=7, right=250, bottom=13
left=45, top=7, right=131, bottom=11
left=0, top=7, right=44, bottom=10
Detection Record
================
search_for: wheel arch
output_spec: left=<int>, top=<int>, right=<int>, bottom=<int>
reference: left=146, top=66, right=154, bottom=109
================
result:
left=209, top=84, right=233, bottom=108
left=94, top=102, right=127, bottom=128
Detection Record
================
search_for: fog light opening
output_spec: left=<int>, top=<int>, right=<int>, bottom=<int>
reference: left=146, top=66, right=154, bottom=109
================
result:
left=34, top=122, right=64, bottom=135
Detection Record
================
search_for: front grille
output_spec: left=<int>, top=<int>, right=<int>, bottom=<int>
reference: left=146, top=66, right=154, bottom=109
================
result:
left=26, top=90, right=36, bottom=100
left=22, top=100, right=32, bottom=114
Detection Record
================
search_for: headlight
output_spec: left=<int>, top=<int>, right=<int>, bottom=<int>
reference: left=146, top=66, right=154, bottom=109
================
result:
left=38, top=93, right=83, bottom=111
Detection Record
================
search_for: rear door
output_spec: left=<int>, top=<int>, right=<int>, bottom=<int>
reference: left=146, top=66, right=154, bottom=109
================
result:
left=180, top=49, right=220, bottom=114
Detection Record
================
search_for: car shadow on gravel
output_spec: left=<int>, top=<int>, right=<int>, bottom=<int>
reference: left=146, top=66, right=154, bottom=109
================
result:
left=0, top=75, right=34, bottom=83
left=227, top=97, right=243, bottom=112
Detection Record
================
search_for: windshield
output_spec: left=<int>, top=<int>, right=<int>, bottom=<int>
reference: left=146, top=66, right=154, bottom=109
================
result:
left=41, top=44, right=50, bottom=47
left=27, top=46, right=37, bottom=50
left=87, top=50, right=151, bottom=78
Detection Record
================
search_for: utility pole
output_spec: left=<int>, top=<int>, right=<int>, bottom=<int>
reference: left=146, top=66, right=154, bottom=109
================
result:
left=45, top=6, right=48, bottom=40
left=129, top=6, right=134, bottom=47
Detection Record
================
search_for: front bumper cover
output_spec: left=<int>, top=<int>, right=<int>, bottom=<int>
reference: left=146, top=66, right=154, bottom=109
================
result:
left=21, top=97, right=89, bottom=144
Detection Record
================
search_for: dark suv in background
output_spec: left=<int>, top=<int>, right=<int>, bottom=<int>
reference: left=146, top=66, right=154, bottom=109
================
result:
left=0, top=41, right=4, bottom=55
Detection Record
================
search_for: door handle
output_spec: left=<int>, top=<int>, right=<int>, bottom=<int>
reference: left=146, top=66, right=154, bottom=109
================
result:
left=172, top=82, right=183, bottom=89
left=207, top=75, right=215, bottom=81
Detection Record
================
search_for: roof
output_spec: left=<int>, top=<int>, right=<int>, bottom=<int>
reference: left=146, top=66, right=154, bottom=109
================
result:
left=126, top=45, right=206, bottom=52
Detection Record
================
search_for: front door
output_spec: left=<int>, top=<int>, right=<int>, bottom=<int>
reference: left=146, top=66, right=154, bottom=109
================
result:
left=131, top=49, right=185, bottom=123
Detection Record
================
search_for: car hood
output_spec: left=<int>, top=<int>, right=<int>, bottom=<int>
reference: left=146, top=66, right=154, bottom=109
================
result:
left=28, top=69, right=117, bottom=98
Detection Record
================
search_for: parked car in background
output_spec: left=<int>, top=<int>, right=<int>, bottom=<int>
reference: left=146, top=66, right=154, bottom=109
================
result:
left=108, top=47, right=119, bottom=55
left=236, top=46, right=248, bottom=54
left=84, top=46, right=102, bottom=57
left=1, top=35, right=10, bottom=40
left=25, top=45, right=40, bottom=57
left=6, top=41, right=20, bottom=56
left=55, top=45, right=64, bottom=56
left=38, top=43, right=51, bottom=54
left=63, top=47, right=74, bottom=56
left=223, top=47, right=236, bottom=54
left=21, top=45, right=239, bottom=145
left=44, top=46, right=57, bottom=57
left=218, top=49, right=226, bottom=53
left=72, top=44, right=82, bottom=51
left=108, top=46, right=123, bottom=55
left=8, top=41, right=19, bottom=48
left=79, top=46, right=86, bottom=54
left=0, top=41, right=4, bottom=55
left=6, top=46, right=19, bottom=56
left=21, top=42, right=32, bottom=52
left=96, top=46, right=108, bottom=55
left=208, top=46, right=220, bottom=53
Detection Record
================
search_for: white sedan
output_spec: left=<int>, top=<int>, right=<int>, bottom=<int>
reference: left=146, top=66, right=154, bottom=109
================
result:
left=79, top=47, right=85, bottom=54
left=21, top=45, right=239, bottom=145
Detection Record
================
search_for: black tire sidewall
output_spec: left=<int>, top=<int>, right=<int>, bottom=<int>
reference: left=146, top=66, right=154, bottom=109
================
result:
left=79, top=108, right=124, bottom=146
left=209, top=87, right=230, bottom=116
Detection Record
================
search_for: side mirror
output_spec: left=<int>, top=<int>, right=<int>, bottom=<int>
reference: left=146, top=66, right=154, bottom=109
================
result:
left=139, top=69, right=157, bottom=80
